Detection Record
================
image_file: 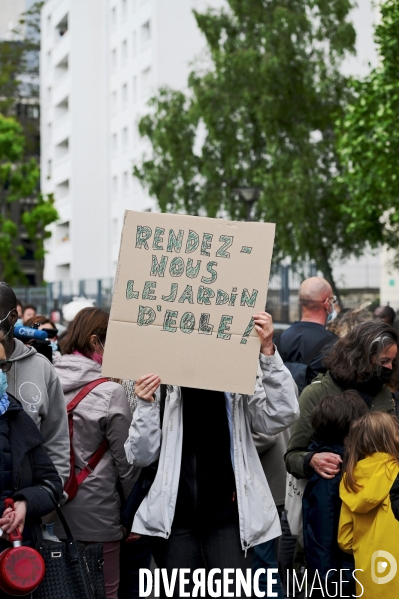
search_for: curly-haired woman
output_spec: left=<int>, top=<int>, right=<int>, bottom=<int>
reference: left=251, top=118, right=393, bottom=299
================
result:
left=285, top=320, right=397, bottom=480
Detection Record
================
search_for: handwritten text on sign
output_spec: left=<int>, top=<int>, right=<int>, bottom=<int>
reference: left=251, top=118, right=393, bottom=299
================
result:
left=127, top=226, right=259, bottom=343
left=103, top=211, right=275, bottom=394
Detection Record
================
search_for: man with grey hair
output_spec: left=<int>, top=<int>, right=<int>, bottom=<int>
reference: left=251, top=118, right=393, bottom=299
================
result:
left=276, top=276, right=337, bottom=395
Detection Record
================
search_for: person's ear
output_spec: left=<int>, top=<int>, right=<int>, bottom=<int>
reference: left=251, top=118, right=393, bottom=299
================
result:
left=89, top=334, right=98, bottom=352
left=9, top=308, right=19, bottom=326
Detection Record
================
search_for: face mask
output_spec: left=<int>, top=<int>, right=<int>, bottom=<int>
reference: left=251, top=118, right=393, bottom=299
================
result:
left=16, top=319, right=23, bottom=326
left=0, top=371, right=8, bottom=397
left=351, top=366, right=392, bottom=398
left=326, top=309, right=337, bottom=324
left=375, top=365, right=392, bottom=384
left=50, top=342, right=58, bottom=352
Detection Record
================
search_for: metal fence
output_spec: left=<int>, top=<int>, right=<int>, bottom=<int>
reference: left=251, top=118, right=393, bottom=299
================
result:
left=14, top=268, right=380, bottom=325
left=14, top=278, right=115, bottom=320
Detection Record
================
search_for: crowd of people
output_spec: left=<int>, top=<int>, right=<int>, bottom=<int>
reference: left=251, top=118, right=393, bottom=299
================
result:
left=0, top=278, right=399, bottom=598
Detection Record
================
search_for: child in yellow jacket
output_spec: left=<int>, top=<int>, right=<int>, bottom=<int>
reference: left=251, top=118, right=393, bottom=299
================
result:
left=338, top=412, right=399, bottom=599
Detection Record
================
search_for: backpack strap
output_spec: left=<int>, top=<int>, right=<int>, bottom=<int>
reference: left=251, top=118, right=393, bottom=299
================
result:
left=64, top=378, right=110, bottom=501
left=67, top=378, right=110, bottom=412
left=75, top=438, right=109, bottom=486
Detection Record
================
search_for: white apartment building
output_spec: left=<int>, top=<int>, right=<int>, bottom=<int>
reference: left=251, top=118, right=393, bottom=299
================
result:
left=41, top=0, right=387, bottom=295
left=41, top=0, right=225, bottom=284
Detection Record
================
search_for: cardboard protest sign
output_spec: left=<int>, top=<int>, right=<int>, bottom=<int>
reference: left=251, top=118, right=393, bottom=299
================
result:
left=102, top=211, right=275, bottom=394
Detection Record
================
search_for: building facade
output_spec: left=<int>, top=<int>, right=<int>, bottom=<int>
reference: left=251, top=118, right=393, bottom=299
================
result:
left=41, top=0, right=387, bottom=301
left=40, top=0, right=225, bottom=285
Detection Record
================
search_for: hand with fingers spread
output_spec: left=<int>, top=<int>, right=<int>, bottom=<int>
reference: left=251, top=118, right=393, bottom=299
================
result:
left=134, top=374, right=161, bottom=402
left=310, top=452, right=342, bottom=479
left=253, top=311, right=275, bottom=356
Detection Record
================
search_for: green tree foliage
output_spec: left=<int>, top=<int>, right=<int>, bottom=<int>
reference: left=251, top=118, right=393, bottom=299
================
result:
left=134, top=0, right=366, bottom=294
left=0, top=115, right=58, bottom=284
left=338, top=0, right=399, bottom=262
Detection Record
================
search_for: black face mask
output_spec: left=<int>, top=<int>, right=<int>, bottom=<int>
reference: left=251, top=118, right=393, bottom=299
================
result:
left=350, top=366, right=392, bottom=397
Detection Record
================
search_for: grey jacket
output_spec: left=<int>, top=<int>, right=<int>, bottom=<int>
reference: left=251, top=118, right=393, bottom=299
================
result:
left=54, top=355, right=138, bottom=542
left=125, top=350, right=300, bottom=551
left=8, top=339, right=70, bottom=484
left=253, top=427, right=292, bottom=509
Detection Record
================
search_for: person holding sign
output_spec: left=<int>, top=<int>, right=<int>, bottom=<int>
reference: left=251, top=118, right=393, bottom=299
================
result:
left=124, top=311, right=299, bottom=596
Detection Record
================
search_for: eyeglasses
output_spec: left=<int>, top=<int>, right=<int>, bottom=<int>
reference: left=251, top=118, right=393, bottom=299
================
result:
left=324, top=296, right=337, bottom=305
left=0, top=360, right=13, bottom=373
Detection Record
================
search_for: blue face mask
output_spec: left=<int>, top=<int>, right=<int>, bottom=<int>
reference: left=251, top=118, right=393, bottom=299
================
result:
left=326, top=309, right=338, bottom=324
left=0, top=371, right=8, bottom=397
left=50, top=342, right=58, bottom=352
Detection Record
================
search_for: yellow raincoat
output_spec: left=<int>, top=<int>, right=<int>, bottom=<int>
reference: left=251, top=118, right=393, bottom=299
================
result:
left=338, top=453, right=399, bottom=599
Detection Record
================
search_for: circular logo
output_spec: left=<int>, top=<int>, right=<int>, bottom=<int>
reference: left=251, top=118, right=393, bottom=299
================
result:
left=19, top=382, right=42, bottom=413
left=371, top=550, right=397, bottom=585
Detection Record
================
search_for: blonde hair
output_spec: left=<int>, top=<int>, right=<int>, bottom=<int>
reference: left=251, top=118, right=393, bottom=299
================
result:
left=343, top=412, right=399, bottom=492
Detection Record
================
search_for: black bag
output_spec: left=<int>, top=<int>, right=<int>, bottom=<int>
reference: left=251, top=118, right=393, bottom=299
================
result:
left=121, top=385, right=167, bottom=531
left=33, top=490, right=106, bottom=599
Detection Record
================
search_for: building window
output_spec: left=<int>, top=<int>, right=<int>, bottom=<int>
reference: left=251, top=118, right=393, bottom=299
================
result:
left=55, top=13, right=68, bottom=39
left=122, top=127, right=129, bottom=152
left=122, top=39, right=128, bottom=65
left=47, top=50, right=52, bottom=69
left=132, top=120, right=139, bottom=147
left=55, top=138, right=69, bottom=160
left=111, top=91, right=118, bottom=114
left=141, top=67, right=151, bottom=95
left=55, top=180, right=70, bottom=199
left=56, top=221, right=70, bottom=244
left=46, top=122, right=52, bottom=144
left=112, top=175, right=118, bottom=199
left=55, top=55, right=68, bottom=80
left=122, top=83, right=128, bottom=109
left=112, top=218, right=119, bottom=242
left=55, top=96, right=69, bottom=119
left=111, top=48, right=117, bottom=73
left=141, top=20, right=151, bottom=46
left=47, top=159, right=52, bottom=180
left=46, top=14, right=51, bottom=35
left=132, top=76, right=137, bottom=103
left=132, top=31, right=137, bottom=58
left=121, top=0, right=127, bottom=17
left=111, top=6, right=117, bottom=29
left=112, top=132, right=118, bottom=155
left=122, top=171, right=129, bottom=193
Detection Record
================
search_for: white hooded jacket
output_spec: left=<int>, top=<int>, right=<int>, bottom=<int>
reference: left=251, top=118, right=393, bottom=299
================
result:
left=125, top=350, right=299, bottom=551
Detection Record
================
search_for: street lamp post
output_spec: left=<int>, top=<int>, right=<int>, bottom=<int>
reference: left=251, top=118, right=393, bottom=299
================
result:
left=234, top=187, right=261, bottom=221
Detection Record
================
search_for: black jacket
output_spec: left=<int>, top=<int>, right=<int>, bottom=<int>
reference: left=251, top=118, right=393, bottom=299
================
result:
left=0, top=394, right=63, bottom=522
left=277, top=321, right=337, bottom=389
left=302, top=437, right=354, bottom=593
left=390, top=474, right=399, bottom=521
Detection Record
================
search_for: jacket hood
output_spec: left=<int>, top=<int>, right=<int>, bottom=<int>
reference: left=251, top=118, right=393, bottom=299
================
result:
left=9, top=338, right=36, bottom=362
left=340, top=452, right=399, bottom=514
left=54, top=354, right=103, bottom=393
